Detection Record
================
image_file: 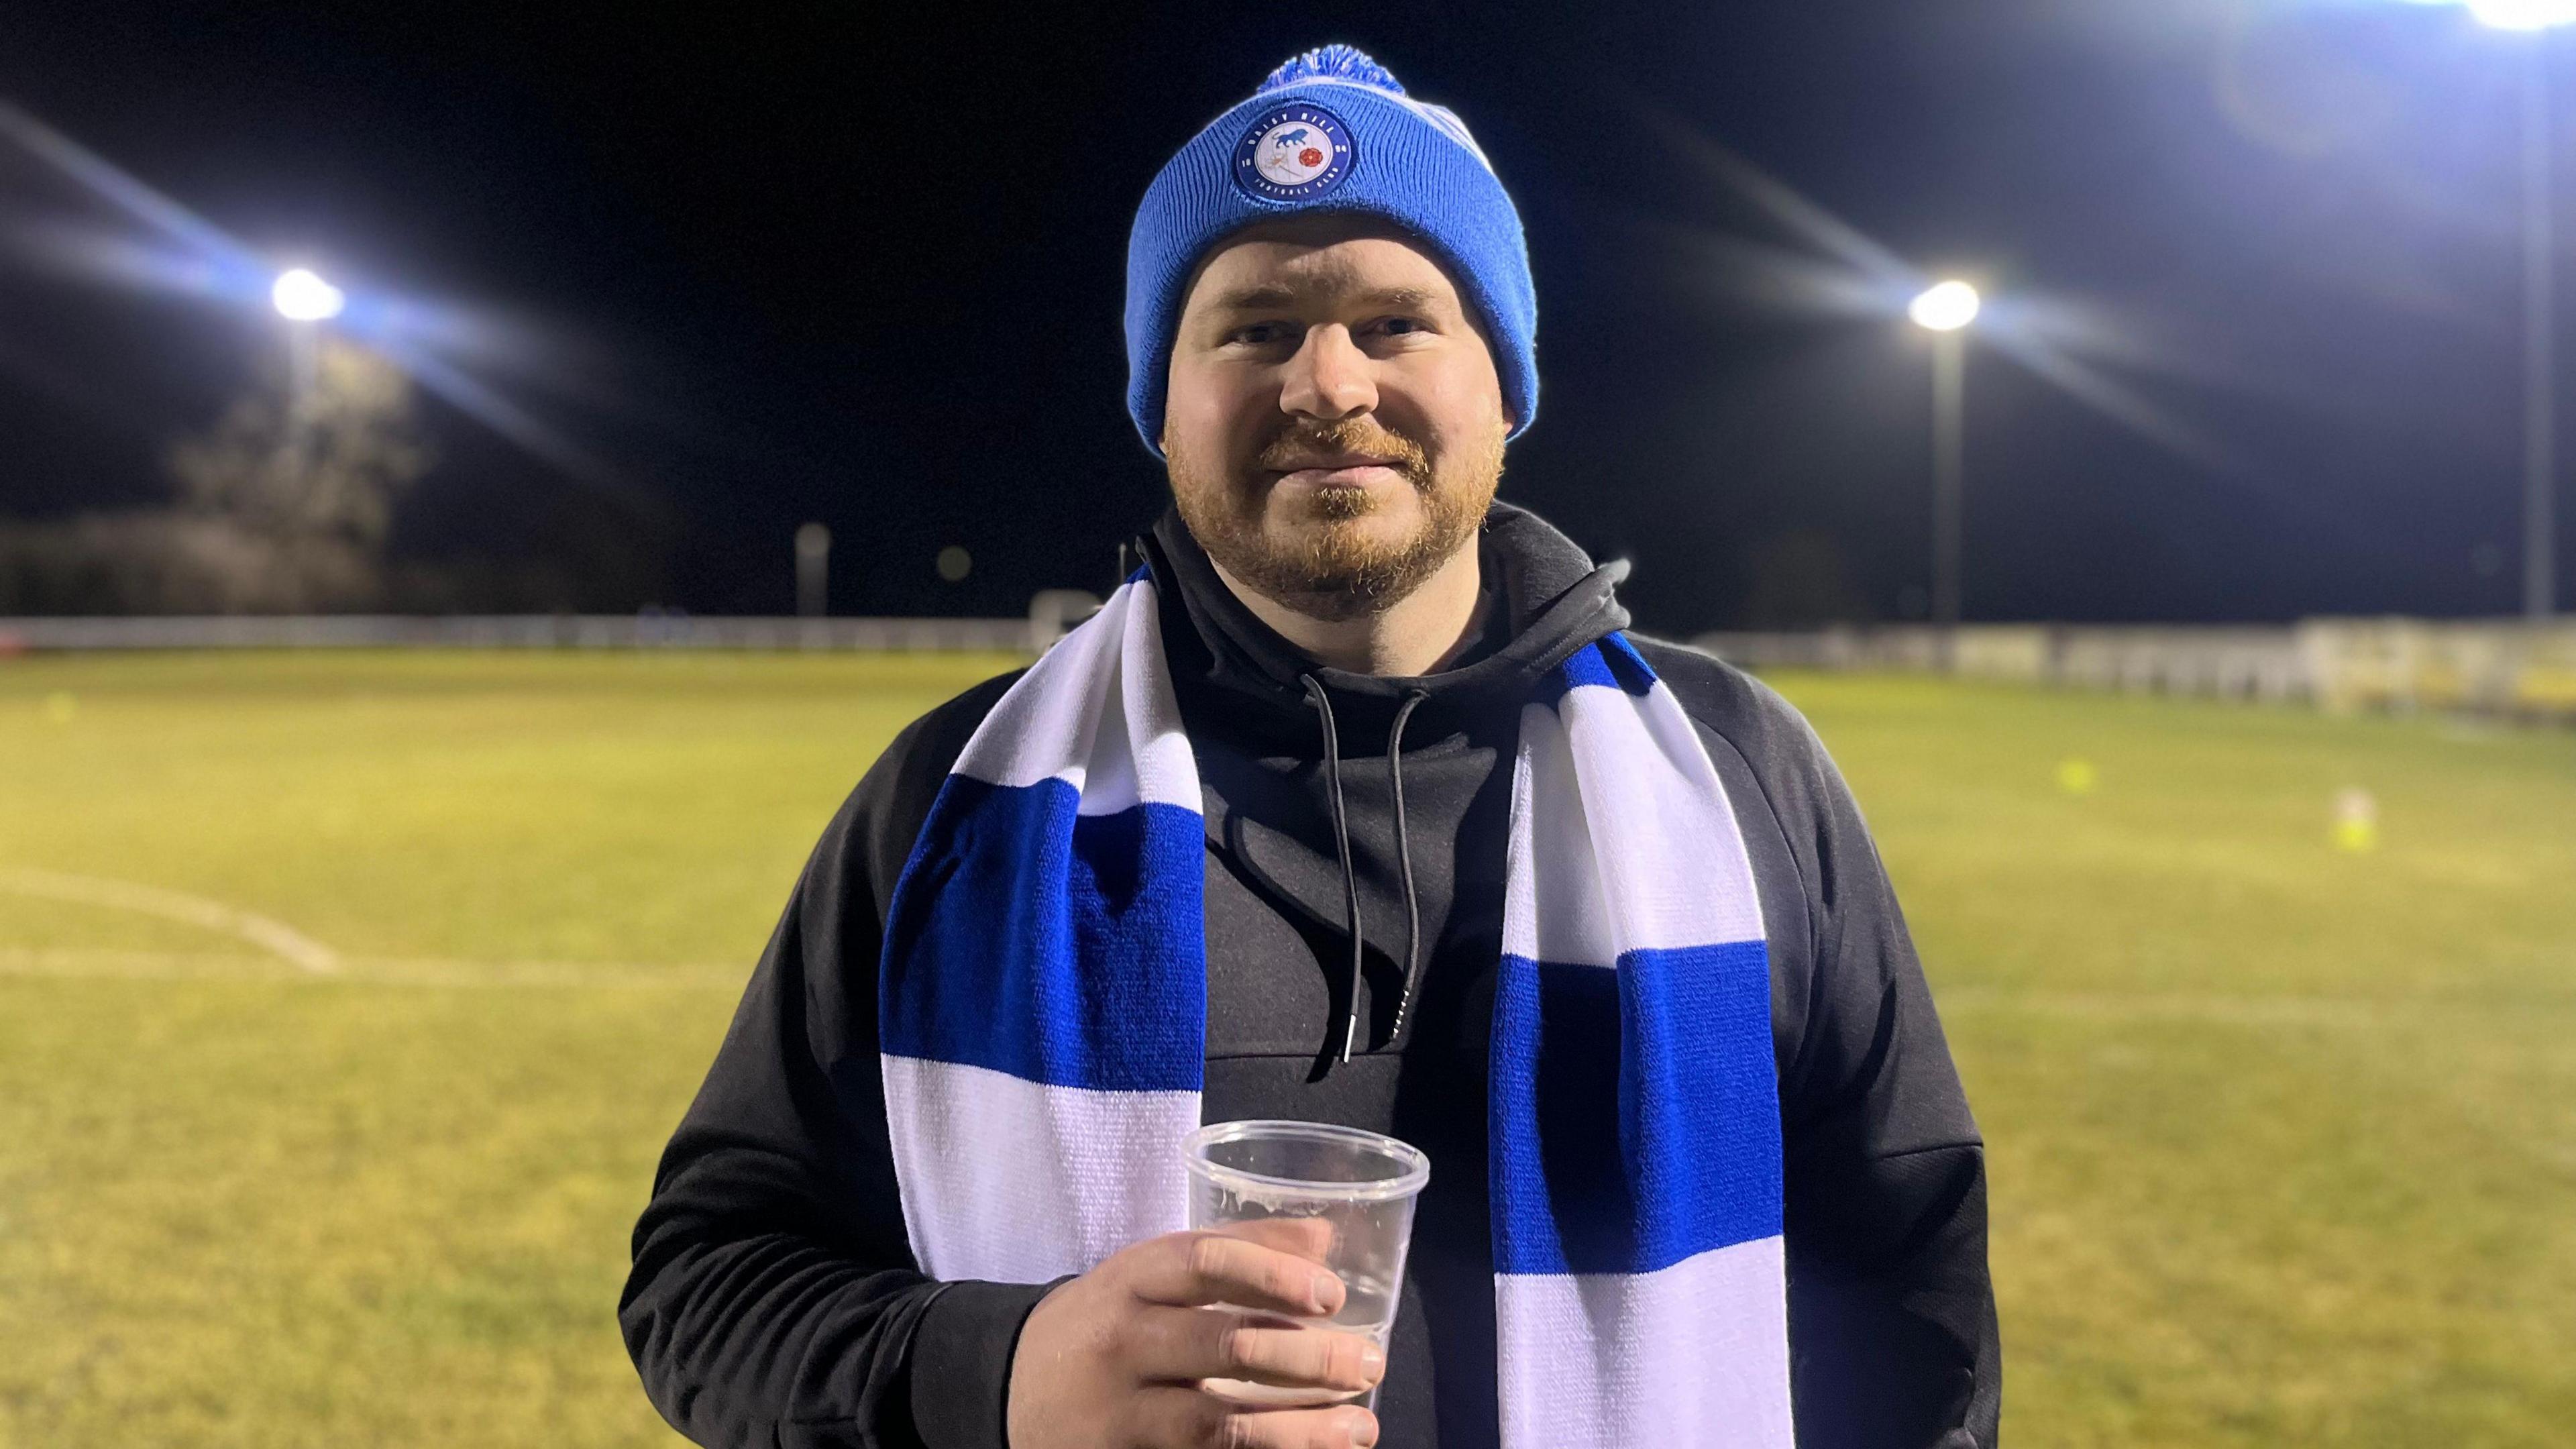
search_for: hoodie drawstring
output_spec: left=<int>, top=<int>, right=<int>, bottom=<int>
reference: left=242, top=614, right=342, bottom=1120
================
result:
left=1300, top=677, right=1433, bottom=1065
left=1301, top=675, right=1368, bottom=1063
left=1385, top=689, right=1429, bottom=1046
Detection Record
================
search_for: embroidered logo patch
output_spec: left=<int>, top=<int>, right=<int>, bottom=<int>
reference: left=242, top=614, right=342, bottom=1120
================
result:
left=1231, top=102, right=1356, bottom=203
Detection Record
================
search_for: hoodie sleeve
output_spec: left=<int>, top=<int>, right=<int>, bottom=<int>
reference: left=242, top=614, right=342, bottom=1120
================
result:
left=619, top=683, right=1050, bottom=1449
left=1644, top=643, right=2001, bottom=1449
left=1778, top=731, right=2000, bottom=1448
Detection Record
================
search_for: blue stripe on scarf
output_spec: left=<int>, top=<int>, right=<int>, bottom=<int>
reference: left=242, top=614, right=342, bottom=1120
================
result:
left=1489, top=941, right=1782, bottom=1275
left=1534, top=634, right=1659, bottom=705
left=880, top=774, right=1206, bottom=1092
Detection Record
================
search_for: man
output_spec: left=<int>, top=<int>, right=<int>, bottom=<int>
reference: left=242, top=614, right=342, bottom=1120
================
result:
left=623, top=45, right=1998, bottom=1449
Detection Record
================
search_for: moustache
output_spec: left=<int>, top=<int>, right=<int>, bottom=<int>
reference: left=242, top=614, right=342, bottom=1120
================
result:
left=1254, top=419, right=1432, bottom=480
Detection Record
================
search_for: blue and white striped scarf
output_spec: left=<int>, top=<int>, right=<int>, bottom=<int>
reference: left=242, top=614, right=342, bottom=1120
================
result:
left=877, top=575, right=1791, bottom=1447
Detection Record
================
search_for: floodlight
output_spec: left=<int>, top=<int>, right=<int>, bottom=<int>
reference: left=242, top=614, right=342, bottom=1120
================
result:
left=1909, top=280, right=1982, bottom=333
left=2467, top=0, right=2576, bottom=29
left=271, top=268, right=344, bottom=321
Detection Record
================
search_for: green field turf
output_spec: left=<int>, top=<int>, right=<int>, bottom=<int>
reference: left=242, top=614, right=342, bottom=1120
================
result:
left=2, top=650, right=2571, bottom=1448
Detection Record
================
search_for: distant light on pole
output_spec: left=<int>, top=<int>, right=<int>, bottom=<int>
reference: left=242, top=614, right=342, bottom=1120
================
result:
left=270, top=268, right=344, bottom=322
left=2466, top=0, right=2576, bottom=31
left=1909, top=280, right=1982, bottom=333
left=2520, top=36, right=2559, bottom=617
left=2404, top=1, right=2573, bottom=615
left=2391, top=3, right=2570, bottom=613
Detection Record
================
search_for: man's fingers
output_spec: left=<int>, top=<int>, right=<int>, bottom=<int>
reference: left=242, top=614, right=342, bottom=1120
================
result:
left=1128, top=1389, right=1378, bottom=1449
left=1130, top=1231, right=1346, bottom=1315
left=1127, top=1306, right=1384, bottom=1392
left=1214, top=1404, right=1381, bottom=1449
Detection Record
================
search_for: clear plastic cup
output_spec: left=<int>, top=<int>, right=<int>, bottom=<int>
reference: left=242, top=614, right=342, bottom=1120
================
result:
left=1183, top=1120, right=1430, bottom=1410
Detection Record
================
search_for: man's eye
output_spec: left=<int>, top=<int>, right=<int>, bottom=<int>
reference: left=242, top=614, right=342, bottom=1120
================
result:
left=1230, top=323, right=1295, bottom=346
left=1373, top=317, right=1429, bottom=337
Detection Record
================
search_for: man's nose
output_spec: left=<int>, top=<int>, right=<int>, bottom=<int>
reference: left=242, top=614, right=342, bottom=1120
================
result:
left=1277, top=324, right=1377, bottom=421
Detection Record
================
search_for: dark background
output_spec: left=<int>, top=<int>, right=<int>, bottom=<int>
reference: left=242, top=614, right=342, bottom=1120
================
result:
left=0, top=1, right=2565, bottom=629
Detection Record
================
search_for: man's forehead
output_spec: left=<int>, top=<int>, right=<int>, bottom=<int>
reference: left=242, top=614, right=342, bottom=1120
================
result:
left=1187, top=218, right=1462, bottom=310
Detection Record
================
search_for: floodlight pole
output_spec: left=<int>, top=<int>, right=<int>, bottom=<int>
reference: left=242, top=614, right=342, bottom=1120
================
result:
left=2522, top=40, right=2559, bottom=621
left=270, top=268, right=339, bottom=512
left=284, top=319, right=318, bottom=506
left=1910, top=280, right=1978, bottom=663
left=1932, top=328, right=1967, bottom=645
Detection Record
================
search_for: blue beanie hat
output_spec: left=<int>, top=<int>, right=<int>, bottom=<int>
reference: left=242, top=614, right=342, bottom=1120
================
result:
left=1124, top=45, right=1537, bottom=456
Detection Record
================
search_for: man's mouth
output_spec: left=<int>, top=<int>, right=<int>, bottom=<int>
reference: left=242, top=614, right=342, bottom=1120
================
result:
left=1267, top=452, right=1406, bottom=486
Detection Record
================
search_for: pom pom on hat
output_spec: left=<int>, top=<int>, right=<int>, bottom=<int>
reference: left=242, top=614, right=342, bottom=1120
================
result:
left=1259, top=44, right=1407, bottom=97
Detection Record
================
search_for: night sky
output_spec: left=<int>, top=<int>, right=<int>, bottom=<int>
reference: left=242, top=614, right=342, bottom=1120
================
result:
left=1, top=1, right=2568, bottom=629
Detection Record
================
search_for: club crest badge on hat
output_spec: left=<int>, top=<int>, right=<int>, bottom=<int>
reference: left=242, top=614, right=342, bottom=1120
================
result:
left=1231, top=101, right=1355, bottom=203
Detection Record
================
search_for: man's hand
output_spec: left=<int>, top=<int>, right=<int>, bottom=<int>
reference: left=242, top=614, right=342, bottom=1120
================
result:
left=1004, top=1222, right=1383, bottom=1448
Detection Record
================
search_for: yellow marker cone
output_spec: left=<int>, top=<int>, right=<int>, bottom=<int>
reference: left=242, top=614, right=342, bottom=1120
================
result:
left=2333, top=788, right=2379, bottom=853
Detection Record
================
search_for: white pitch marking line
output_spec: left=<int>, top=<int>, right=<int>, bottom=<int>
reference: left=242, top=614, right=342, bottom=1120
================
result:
left=0, top=868, right=341, bottom=973
left=0, top=948, right=745, bottom=990
left=0, top=943, right=747, bottom=985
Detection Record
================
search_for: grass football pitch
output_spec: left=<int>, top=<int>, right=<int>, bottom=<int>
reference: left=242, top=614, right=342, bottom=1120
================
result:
left=2, top=650, right=2571, bottom=1447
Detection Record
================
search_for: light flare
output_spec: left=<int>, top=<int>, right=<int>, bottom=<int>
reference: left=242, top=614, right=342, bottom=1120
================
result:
left=0, top=95, right=629, bottom=495
left=2394, top=0, right=2576, bottom=29
left=1643, top=109, right=2253, bottom=478
left=2463, top=0, right=2576, bottom=32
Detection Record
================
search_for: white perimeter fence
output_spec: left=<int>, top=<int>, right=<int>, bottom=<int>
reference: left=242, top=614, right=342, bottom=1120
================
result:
left=0, top=612, right=1044, bottom=655
left=1691, top=620, right=2576, bottom=722
left=0, top=590, right=1110, bottom=658
left=6, top=608, right=2574, bottom=722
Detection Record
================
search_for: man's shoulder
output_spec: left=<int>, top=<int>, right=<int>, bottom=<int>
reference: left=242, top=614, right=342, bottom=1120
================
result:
left=833, top=666, right=1029, bottom=893
left=1625, top=633, right=1833, bottom=785
left=875, top=667, right=1030, bottom=786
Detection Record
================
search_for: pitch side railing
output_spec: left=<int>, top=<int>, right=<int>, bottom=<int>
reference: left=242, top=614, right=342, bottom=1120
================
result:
left=1691, top=621, right=2576, bottom=721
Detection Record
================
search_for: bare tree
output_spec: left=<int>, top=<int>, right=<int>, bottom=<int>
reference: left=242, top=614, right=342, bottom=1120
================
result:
left=169, top=336, right=432, bottom=549
left=0, top=339, right=438, bottom=613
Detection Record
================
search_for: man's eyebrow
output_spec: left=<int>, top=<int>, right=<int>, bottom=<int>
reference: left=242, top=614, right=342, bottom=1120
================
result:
left=1208, top=284, right=1301, bottom=311
left=1206, top=283, right=1444, bottom=313
left=1356, top=286, right=1440, bottom=311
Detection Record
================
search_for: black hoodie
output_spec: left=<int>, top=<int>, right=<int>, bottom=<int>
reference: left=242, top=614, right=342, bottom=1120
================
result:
left=621, top=502, right=2001, bottom=1449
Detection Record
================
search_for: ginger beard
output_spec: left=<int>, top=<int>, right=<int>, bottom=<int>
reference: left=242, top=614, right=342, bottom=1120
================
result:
left=1166, top=414, right=1505, bottom=623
